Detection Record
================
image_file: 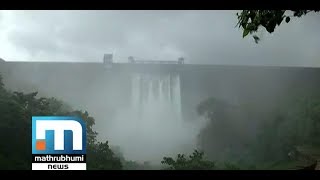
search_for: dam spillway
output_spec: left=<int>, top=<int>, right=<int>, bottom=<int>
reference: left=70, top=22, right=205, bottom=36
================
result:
left=131, top=72, right=182, bottom=123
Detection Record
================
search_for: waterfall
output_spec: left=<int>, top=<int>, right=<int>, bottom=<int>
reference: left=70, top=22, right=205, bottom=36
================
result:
left=131, top=72, right=182, bottom=123
left=107, top=71, right=203, bottom=163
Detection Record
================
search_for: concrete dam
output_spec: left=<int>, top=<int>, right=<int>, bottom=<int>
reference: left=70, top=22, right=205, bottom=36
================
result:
left=1, top=56, right=320, bottom=161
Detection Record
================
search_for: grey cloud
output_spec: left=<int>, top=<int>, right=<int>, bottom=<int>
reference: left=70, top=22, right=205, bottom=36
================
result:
left=1, top=10, right=320, bottom=66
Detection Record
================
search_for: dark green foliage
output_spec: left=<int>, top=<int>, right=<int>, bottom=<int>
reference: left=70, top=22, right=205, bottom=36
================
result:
left=67, top=110, right=98, bottom=146
left=223, top=162, right=241, bottom=170
left=121, top=160, right=155, bottom=170
left=197, top=97, right=232, bottom=119
left=160, top=149, right=241, bottom=170
left=110, top=145, right=153, bottom=170
left=196, top=98, right=246, bottom=162
left=0, top=75, right=4, bottom=90
left=196, top=95, right=320, bottom=169
left=0, top=75, right=31, bottom=169
left=87, top=141, right=122, bottom=170
left=0, top=73, right=122, bottom=170
left=237, top=10, right=320, bottom=43
left=161, top=150, right=216, bottom=170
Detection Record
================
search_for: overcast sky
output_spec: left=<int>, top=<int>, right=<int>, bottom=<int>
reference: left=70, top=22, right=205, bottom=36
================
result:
left=0, top=10, right=319, bottom=67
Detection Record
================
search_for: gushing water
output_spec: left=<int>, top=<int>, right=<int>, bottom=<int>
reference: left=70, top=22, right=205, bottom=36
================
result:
left=131, top=73, right=182, bottom=125
left=107, top=72, right=204, bottom=163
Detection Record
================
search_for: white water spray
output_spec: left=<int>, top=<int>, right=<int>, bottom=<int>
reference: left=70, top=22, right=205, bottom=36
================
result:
left=131, top=72, right=182, bottom=124
left=107, top=72, right=204, bottom=163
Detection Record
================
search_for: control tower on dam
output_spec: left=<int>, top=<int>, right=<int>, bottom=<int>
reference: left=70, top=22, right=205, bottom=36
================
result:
left=103, top=55, right=185, bottom=74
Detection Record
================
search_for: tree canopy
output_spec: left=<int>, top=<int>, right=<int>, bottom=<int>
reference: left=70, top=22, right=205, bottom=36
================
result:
left=195, top=95, right=320, bottom=169
left=0, top=73, right=122, bottom=170
left=161, top=150, right=216, bottom=170
left=237, top=10, right=320, bottom=43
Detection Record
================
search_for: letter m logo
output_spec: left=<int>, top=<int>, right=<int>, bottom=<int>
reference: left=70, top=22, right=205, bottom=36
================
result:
left=32, top=116, right=86, bottom=155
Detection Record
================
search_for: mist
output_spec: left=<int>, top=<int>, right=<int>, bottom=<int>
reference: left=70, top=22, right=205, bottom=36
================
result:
left=1, top=10, right=320, bottom=170
left=102, top=72, right=207, bottom=163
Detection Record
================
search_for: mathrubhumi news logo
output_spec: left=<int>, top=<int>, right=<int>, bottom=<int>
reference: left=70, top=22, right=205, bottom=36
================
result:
left=32, top=116, right=86, bottom=170
left=32, top=154, right=86, bottom=170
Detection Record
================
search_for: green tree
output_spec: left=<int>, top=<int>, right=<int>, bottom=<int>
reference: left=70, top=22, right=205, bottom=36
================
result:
left=161, top=150, right=215, bottom=170
left=0, top=73, right=122, bottom=170
left=0, top=75, right=32, bottom=169
left=87, top=141, right=122, bottom=170
left=196, top=97, right=246, bottom=162
left=237, top=10, right=320, bottom=43
left=67, top=110, right=98, bottom=146
left=0, top=75, right=4, bottom=90
left=244, top=96, right=320, bottom=169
